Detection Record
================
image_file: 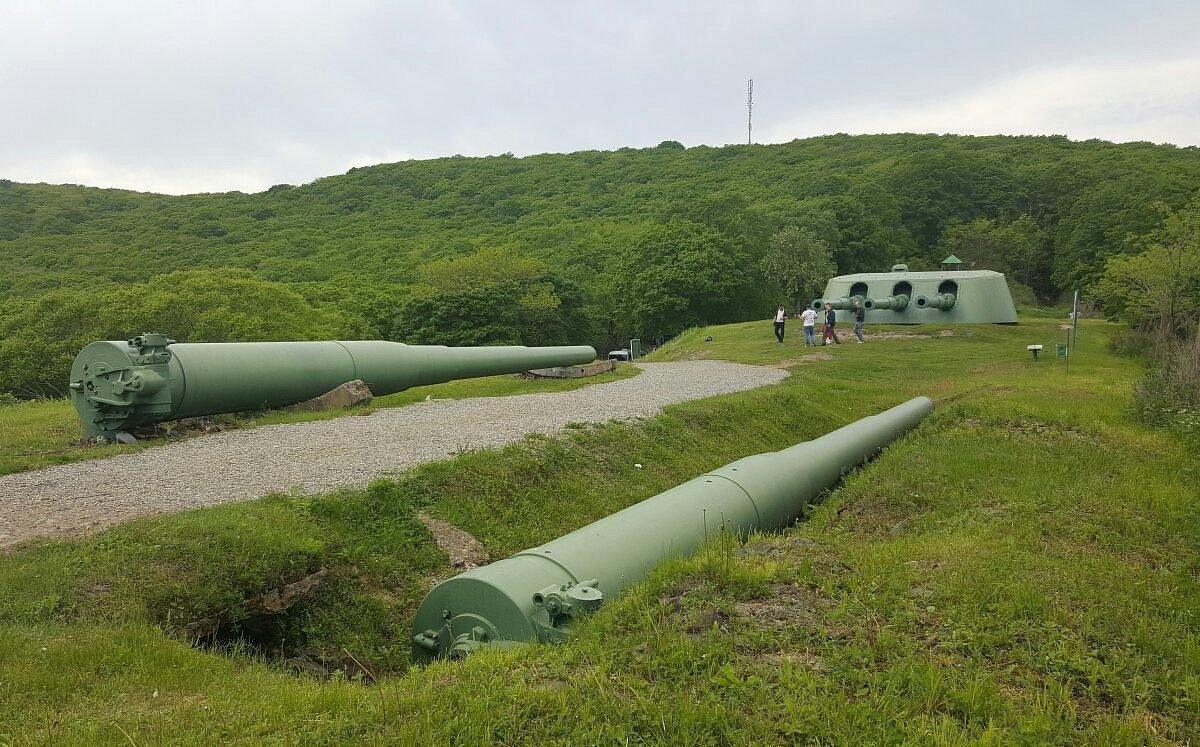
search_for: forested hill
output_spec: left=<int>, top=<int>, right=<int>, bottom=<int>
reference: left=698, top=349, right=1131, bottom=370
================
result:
left=3, top=133, right=1200, bottom=396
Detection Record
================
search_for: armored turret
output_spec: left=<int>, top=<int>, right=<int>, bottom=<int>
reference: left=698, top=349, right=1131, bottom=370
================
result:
left=812, top=263, right=1016, bottom=325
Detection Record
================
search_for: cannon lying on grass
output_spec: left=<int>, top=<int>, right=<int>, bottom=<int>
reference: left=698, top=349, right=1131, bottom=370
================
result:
left=411, top=396, right=933, bottom=661
left=69, top=333, right=597, bottom=439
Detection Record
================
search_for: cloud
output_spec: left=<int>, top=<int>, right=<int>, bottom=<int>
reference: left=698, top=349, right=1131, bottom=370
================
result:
left=766, top=57, right=1200, bottom=147
left=1, top=2, right=1198, bottom=194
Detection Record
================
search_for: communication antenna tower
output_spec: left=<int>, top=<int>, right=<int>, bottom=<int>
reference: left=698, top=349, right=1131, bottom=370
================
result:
left=747, top=78, right=754, bottom=144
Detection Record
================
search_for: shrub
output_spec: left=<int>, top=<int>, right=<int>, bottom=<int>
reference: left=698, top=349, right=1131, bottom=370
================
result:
left=1130, top=334, right=1200, bottom=437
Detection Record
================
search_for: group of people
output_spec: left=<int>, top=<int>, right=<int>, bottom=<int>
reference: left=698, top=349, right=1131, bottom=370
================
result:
left=773, top=300, right=866, bottom=346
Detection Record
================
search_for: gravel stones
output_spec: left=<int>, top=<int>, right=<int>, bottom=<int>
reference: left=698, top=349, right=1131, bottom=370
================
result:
left=0, top=361, right=787, bottom=548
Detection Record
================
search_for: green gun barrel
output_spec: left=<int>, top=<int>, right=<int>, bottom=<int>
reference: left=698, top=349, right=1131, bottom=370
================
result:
left=811, top=295, right=863, bottom=311
left=915, top=292, right=957, bottom=310
left=410, top=396, right=933, bottom=661
left=69, top=333, right=597, bottom=438
left=864, top=294, right=910, bottom=311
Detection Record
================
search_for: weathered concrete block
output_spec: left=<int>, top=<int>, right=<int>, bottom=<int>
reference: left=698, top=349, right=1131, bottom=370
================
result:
left=286, top=379, right=373, bottom=413
left=418, top=512, right=489, bottom=569
left=524, top=359, right=617, bottom=379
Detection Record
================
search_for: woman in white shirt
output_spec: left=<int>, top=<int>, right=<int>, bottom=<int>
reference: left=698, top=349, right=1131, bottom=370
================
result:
left=773, top=306, right=787, bottom=343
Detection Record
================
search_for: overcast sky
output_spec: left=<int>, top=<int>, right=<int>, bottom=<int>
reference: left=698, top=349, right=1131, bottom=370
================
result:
left=2, top=0, right=1198, bottom=195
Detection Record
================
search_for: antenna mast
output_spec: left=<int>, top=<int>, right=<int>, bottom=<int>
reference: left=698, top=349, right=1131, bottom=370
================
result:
left=747, top=77, right=754, bottom=144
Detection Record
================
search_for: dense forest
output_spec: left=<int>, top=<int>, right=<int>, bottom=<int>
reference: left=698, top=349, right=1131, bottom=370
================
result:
left=3, top=133, right=1200, bottom=398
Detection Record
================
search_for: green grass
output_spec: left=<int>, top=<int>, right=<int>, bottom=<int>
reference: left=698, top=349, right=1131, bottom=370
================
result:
left=1, top=317, right=1196, bottom=743
left=0, top=364, right=637, bottom=476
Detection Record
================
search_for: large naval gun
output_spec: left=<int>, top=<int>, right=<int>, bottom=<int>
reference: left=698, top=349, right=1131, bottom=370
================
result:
left=69, top=334, right=596, bottom=439
left=812, top=263, right=1017, bottom=324
left=411, top=396, right=933, bottom=661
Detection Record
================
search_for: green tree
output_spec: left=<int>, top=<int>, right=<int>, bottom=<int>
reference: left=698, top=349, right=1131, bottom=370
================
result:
left=614, top=219, right=751, bottom=341
left=1094, top=200, right=1200, bottom=338
left=935, top=215, right=1049, bottom=297
left=393, top=276, right=591, bottom=347
left=418, top=246, right=549, bottom=292
left=759, top=226, right=837, bottom=312
left=0, top=269, right=354, bottom=398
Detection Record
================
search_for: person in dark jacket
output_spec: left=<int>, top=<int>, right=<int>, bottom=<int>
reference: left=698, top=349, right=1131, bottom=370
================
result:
left=773, top=306, right=787, bottom=343
left=821, top=303, right=840, bottom=345
left=852, top=300, right=866, bottom=343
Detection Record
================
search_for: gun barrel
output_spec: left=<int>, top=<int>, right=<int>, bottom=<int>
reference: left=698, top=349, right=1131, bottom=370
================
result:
left=915, top=293, right=957, bottom=310
left=864, top=294, right=910, bottom=311
left=811, top=295, right=863, bottom=311
left=411, top=396, right=934, bottom=661
left=69, top=334, right=596, bottom=437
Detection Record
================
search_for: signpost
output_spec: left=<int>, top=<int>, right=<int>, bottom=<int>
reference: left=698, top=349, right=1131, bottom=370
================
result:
left=1071, top=289, right=1079, bottom=350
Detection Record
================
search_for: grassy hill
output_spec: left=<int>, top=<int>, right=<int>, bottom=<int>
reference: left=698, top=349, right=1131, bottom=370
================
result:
left=1, top=317, right=1195, bottom=743
left=3, top=133, right=1200, bottom=397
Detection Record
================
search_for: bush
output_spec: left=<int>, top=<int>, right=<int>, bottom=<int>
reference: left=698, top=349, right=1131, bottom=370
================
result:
left=1130, top=334, right=1200, bottom=437
left=0, top=269, right=357, bottom=398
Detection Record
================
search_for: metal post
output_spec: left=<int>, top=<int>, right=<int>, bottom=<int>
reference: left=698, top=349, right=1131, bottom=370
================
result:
left=1071, top=289, right=1079, bottom=350
left=746, top=78, right=753, bottom=145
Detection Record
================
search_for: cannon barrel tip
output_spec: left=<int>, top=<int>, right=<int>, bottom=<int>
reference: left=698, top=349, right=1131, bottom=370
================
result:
left=915, top=293, right=957, bottom=310
left=864, top=294, right=910, bottom=311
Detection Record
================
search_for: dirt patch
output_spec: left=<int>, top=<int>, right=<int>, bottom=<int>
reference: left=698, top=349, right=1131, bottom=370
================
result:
left=734, top=583, right=829, bottom=630
left=777, top=353, right=833, bottom=367
left=418, top=512, right=489, bottom=569
left=762, top=650, right=829, bottom=672
left=659, top=581, right=732, bottom=635
left=186, top=567, right=329, bottom=639
left=937, top=329, right=956, bottom=337
left=951, top=417, right=1099, bottom=444
left=968, top=362, right=1019, bottom=375
left=835, top=496, right=920, bottom=537
left=134, top=415, right=240, bottom=440
left=741, top=536, right=853, bottom=577
left=866, top=332, right=927, bottom=341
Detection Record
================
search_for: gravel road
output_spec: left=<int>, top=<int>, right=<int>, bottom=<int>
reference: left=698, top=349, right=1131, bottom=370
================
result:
left=0, top=361, right=787, bottom=548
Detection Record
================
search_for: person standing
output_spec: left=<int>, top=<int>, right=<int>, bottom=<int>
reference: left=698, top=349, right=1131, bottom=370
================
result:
left=852, top=300, right=866, bottom=343
left=822, top=303, right=841, bottom=345
left=773, top=306, right=787, bottom=343
left=801, top=306, right=817, bottom=346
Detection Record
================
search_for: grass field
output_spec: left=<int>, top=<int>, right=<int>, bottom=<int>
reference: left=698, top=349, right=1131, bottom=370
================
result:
left=0, top=364, right=637, bottom=476
left=1, top=316, right=1196, bottom=744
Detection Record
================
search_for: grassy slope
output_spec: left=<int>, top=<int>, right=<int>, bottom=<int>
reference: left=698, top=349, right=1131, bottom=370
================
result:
left=1, top=317, right=1197, bottom=744
left=0, top=365, right=637, bottom=476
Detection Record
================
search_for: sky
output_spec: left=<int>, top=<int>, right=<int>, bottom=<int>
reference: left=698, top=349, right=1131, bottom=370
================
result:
left=2, top=0, right=1198, bottom=195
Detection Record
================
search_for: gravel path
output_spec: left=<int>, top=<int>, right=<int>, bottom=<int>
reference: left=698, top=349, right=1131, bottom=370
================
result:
left=0, top=361, right=787, bottom=548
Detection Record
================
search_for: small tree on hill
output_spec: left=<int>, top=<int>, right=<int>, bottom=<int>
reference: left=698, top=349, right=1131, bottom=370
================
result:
left=759, top=226, right=836, bottom=313
left=1094, top=199, right=1200, bottom=340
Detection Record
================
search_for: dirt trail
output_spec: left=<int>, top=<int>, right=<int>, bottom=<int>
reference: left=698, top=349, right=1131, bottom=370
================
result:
left=0, top=361, right=787, bottom=548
